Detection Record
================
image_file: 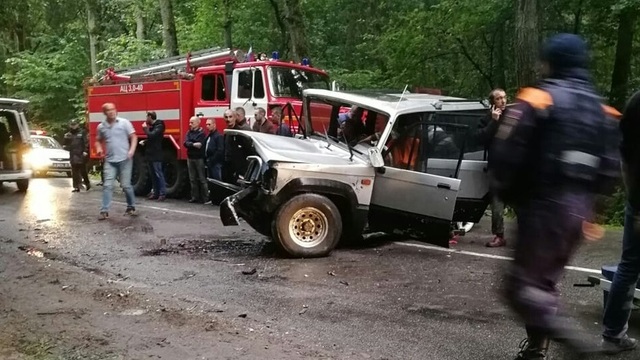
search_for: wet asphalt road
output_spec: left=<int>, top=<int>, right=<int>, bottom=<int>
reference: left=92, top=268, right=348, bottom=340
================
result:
left=0, top=177, right=639, bottom=360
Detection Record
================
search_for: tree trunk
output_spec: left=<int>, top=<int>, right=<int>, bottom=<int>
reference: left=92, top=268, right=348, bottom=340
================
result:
left=134, top=0, right=145, bottom=41
left=515, top=0, right=539, bottom=88
left=268, top=0, right=288, bottom=52
left=609, top=8, right=637, bottom=109
left=496, top=25, right=506, bottom=89
left=158, top=0, right=179, bottom=56
left=222, top=0, right=232, bottom=48
left=281, top=0, right=308, bottom=62
left=573, top=0, right=584, bottom=34
left=86, top=0, right=98, bottom=75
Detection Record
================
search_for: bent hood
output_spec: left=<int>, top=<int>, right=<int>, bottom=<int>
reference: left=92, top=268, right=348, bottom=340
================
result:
left=224, top=130, right=369, bottom=166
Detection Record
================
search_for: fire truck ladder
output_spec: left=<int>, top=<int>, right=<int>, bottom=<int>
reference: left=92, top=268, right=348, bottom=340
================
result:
left=99, top=47, right=245, bottom=83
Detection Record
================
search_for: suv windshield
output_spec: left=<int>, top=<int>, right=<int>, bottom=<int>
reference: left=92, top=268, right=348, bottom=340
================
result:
left=32, top=136, right=62, bottom=149
left=270, top=67, right=330, bottom=98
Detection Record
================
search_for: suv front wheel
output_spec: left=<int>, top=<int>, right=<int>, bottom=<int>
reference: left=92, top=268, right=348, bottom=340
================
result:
left=272, top=193, right=342, bottom=258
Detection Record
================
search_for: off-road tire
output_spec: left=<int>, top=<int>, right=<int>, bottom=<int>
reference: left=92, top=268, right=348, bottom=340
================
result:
left=272, top=193, right=342, bottom=258
left=131, top=152, right=151, bottom=196
left=16, top=179, right=29, bottom=192
left=164, top=151, right=189, bottom=198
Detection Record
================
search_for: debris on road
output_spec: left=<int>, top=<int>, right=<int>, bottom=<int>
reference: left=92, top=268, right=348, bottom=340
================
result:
left=340, top=280, right=349, bottom=286
left=238, top=313, right=247, bottom=318
left=241, top=268, right=257, bottom=275
left=327, top=271, right=336, bottom=276
left=18, top=245, right=45, bottom=258
left=299, top=305, right=309, bottom=315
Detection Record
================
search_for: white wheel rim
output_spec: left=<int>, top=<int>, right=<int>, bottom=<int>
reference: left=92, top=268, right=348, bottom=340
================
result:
left=288, top=207, right=329, bottom=248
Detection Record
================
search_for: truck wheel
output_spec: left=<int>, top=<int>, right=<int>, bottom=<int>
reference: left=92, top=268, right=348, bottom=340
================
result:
left=131, top=152, right=151, bottom=196
left=164, top=151, right=188, bottom=198
left=16, top=179, right=29, bottom=192
left=272, top=194, right=342, bottom=258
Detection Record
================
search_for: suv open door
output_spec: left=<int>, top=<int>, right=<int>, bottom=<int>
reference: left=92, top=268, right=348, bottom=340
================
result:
left=369, top=114, right=471, bottom=247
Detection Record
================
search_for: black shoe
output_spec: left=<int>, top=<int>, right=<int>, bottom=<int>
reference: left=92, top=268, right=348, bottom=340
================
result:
left=85, top=183, right=91, bottom=191
left=96, top=182, right=103, bottom=186
left=514, top=338, right=549, bottom=359
left=188, top=198, right=198, bottom=203
left=124, top=207, right=137, bottom=216
left=72, top=188, right=80, bottom=193
left=98, top=211, right=109, bottom=220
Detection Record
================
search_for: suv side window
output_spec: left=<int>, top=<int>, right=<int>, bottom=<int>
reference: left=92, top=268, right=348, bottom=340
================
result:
left=237, top=69, right=265, bottom=99
left=383, top=111, right=484, bottom=174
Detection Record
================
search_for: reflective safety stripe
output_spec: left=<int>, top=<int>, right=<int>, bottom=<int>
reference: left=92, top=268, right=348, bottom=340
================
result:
left=89, top=109, right=180, bottom=123
left=560, top=150, right=600, bottom=168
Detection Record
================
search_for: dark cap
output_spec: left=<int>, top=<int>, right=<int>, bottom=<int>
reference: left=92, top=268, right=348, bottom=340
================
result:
left=69, top=119, right=78, bottom=125
left=540, top=33, right=589, bottom=71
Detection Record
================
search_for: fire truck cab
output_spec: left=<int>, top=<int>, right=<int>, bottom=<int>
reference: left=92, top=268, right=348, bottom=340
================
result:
left=85, top=47, right=331, bottom=197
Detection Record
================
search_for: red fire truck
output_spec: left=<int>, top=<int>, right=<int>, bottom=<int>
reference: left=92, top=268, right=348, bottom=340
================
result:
left=85, top=47, right=331, bottom=197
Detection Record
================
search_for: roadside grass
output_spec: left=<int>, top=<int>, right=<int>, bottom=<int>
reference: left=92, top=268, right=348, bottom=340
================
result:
left=10, top=336, right=115, bottom=360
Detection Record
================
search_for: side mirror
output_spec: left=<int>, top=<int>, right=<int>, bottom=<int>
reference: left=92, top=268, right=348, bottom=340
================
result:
left=368, top=147, right=384, bottom=168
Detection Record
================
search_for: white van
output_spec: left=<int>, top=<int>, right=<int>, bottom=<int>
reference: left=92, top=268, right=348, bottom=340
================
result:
left=0, top=98, right=33, bottom=192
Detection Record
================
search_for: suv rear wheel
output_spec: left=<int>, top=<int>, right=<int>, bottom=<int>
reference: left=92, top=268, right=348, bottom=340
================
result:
left=272, top=194, right=342, bottom=258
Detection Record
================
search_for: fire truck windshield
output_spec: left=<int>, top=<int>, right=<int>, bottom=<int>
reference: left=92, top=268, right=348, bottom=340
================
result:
left=269, top=67, right=330, bottom=98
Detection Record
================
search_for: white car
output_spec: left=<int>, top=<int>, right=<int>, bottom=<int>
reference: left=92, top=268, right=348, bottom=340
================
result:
left=25, top=135, right=72, bottom=177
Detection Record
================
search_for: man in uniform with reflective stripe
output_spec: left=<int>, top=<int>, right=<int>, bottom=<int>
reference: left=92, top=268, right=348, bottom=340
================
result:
left=491, top=33, right=620, bottom=359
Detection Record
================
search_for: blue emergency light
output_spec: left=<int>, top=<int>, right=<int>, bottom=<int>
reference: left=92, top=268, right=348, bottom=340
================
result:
left=301, top=58, right=310, bottom=66
left=272, top=51, right=280, bottom=61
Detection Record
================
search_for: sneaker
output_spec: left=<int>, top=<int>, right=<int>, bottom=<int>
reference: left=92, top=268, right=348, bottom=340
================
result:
left=157, top=195, right=166, bottom=202
left=124, top=207, right=137, bottom=216
left=148, top=193, right=158, bottom=200
left=188, top=198, right=198, bottom=203
left=96, top=182, right=103, bottom=186
left=602, top=334, right=638, bottom=355
left=486, top=236, right=506, bottom=248
left=72, top=188, right=80, bottom=193
left=98, top=211, right=109, bottom=220
left=85, top=183, right=91, bottom=191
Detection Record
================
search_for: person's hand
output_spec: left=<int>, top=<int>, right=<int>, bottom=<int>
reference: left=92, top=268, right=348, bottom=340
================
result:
left=82, top=152, right=88, bottom=157
left=491, top=106, right=502, bottom=121
left=142, top=122, right=147, bottom=128
left=139, top=140, right=146, bottom=146
left=194, top=142, right=202, bottom=149
left=127, top=149, right=135, bottom=159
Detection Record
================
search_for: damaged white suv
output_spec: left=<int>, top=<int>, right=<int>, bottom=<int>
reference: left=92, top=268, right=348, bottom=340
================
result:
left=213, top=89, right=492, bottom=257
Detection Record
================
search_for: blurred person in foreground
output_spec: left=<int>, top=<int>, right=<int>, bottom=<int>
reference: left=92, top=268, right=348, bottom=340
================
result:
left=491, top=33, right=621, bottom=359
left=600, top=89, right=640, bottom=355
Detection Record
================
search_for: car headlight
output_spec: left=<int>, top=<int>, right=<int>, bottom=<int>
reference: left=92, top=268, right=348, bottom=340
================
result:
left=23, top=152, right=50, bottom=169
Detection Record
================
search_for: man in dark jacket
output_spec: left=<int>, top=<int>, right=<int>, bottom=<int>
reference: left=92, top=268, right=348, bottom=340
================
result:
left=492, top=33, right=620, bottom=359
left=142, top=111, right=166, bottom=200
left=600, top=90, right=640, bottom=355
left=184, top=116, right=208, bottom=203
left=476, top=88, right=508, bottom=247
left=204, top=118, right=224, bottom=180
left=64, top=120, right=90, bottom=192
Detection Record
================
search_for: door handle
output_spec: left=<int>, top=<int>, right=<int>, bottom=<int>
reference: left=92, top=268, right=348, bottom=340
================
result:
left=437, top=183, right=451, bottom=189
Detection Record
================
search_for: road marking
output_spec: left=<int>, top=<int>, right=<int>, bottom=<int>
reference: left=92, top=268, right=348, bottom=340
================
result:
left=112, top=201, right=219, bottom=219
left=393, top=241, right=602, bottom=275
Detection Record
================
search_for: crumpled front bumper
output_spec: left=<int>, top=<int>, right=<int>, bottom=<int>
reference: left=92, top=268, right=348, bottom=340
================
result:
left=215, top=183, right=258, bottom=226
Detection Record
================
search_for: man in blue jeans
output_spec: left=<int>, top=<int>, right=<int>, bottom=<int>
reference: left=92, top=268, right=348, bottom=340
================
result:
left=601, top=90, right=640, bottom=354
left=94, top=102, right=138, bottom=220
